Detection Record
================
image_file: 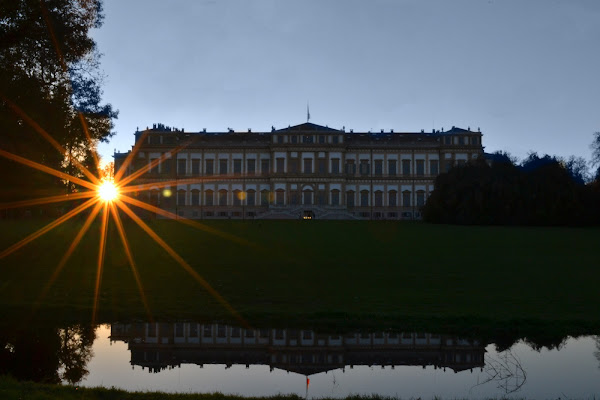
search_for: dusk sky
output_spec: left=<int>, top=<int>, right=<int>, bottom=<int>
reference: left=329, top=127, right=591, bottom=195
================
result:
left=92, top=0, right=600, bottom=168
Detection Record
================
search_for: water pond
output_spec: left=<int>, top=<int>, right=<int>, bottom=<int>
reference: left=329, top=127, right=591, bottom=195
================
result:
left=2, top=322, right=600, bottom=398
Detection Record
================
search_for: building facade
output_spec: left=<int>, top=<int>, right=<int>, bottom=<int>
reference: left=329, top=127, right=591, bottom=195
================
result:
left=114, top=122, right=484, bottom=220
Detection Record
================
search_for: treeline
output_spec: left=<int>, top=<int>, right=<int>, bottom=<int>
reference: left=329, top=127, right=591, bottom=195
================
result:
left=422, top=152, right=600, bottom=226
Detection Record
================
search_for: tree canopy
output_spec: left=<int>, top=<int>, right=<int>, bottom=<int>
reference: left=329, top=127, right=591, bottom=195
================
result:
left=0, top=0, right=116, bottom=204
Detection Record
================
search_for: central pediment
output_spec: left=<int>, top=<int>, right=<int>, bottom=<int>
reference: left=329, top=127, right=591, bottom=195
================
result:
left=275, top=122, right=341, bottom=133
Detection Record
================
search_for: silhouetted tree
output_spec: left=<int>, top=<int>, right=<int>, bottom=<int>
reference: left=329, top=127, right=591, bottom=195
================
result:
left=591, top=132, right=600, bottom=182
left=0, top=0, right=116, bottom=204
left=423, top=152, right=599, bottom=226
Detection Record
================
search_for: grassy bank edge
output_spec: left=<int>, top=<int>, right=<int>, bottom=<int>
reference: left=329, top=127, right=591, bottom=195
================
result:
left=0, top=375, right=527, bottom=400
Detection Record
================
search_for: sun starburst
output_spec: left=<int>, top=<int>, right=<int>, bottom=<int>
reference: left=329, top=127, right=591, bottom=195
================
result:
left=0, top=101, right=250, bottom=329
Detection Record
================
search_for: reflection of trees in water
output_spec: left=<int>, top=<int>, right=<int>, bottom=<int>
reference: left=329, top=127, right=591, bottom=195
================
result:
left=471, top=347, right=527, bottom=395
left=0, top=324, right=95, bottom=385
left=57, top=325, right=95, bottom=384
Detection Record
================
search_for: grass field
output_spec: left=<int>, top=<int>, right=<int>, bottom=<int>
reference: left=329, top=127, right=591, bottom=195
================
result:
left=0, top=218, right=599, bottom=333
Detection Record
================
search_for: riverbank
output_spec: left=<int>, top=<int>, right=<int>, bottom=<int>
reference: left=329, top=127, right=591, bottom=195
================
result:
left=1, top=219, right=599, bottom=332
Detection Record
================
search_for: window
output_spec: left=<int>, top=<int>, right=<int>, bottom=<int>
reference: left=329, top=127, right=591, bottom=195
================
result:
left=374, top=191, right=383, bottom=207
left=359, top=160, right=370, bottom=176
left=303, top=135, right=313, bottom=144
left=275, top=189, right=284, bottom=205
left=205, top=159, right=214, bottom=176
left=218, top=189, right=227, bottom=206
left=331, top=158, right=340, bottom=174
left=331, top=189, right=340, bottom=206
left=233, top=190, right=241, bottom=206
left=417, top=191, right=425, bottom=207
left=260, top=190, right=269, bottom=206
left=276, top=158, right=285, bottom=173
left=277, top=135, right=283, bottom=144
left=162, top=158, right=171, bottom=174
left=388, top=160, right=396, bottom=176
left=471, top=136, right=479, bottom=145
left=416, top=160, right=425, bottom=176
left=190, top=324, right=198, bottom=337
left=360, top=190, right=369, bottom=207
left=246, top=189, right=255, bottom=206
left=177, top=159, right=186, bottom=175
left=289, top=159, right=299, bottom=173
left=430, top=160, right=439, bottom=175
left=149, top=159, right=159, bottom=174
left=445, top=160, right=453, bottom=172
left=205, top=190, right=214, bottom=206
left=316, top=190, right=326, bottom=205
left=402, top=159, right=411, bottom=176
left=345, top=160, right=356, bottom=175
left=177, top=190, right=186, bottom=206
left=318, top=135, right=325, bottom=144
left=374, top=160, right=383, bottom=175
left=402, top=191, right=411, bottom=207
left=303, top=159, right=312, bottom=174
left=191, top=190, right=200, bottom=206
left=458, top=136, right=465, bottom=145
left=247, top=159, right=256, bottom=175
left=332, top=136, right=339, bottom=144
left=388, top=190, right=397, bottom=207
left=444, top=136, right=451, bottom=145
left=290, top=191, right=299, bottom=205
left=317, top=159, right=326, bottom=174
left=191, top=159, right=200, bottom=175
left=260, top=159, right=270, bottom=175
left=291, top=135, right=298, bottom=144
left=219, top=159, right=228, bottom=175
left=346, top=191, right=355, bottom=207
left=233, top=159, right=242, bottom=174
left=303, top=190, right=312, bottom=205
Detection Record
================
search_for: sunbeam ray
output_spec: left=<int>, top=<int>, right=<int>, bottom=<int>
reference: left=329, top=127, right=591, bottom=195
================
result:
left=118, top=194, right=253, bottom=248
left=35, top=201, right=104, bottom=308
left=115, top=199, right=249, bottom=328
left=109, top=202, right=153, bottom=323
left=118, top=177, right=220, bottom=195
left=0, top=148, right=97, bottom=191
left=0, top=191, right=94, bottom=210
left=0, top=94, right=100, bottom=185
left=0, top=197, right=99, bottom=259
left=92, top=202, right=110, bottom=326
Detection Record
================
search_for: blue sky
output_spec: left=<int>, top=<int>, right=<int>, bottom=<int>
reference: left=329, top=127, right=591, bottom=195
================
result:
left=92, top=0, right=600, bottom=167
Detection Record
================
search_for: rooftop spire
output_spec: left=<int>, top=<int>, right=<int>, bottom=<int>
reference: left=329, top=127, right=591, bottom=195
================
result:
left=307, top=102, right=310, bottom=122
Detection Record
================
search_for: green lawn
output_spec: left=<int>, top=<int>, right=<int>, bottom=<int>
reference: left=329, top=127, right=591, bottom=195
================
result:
left=0, top=218, right=599, bottom=332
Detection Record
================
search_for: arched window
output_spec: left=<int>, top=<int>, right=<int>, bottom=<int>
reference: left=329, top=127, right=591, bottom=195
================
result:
left=388, top=190, right=397, bottom=207
left=246, top=189, right=256, bottom=206
left=416, top=190, right=426, bottom=207
left=260, top=189, right=270, bottom=206
left=218, top=189, right=228, bottom=206
left=331, top=189, right=340, bottom=206
left=177, top=189, right=186, bottom=206
left=303, top=189, right=313, bottom=205
left=275, top=189, right=285, bottom=205
left=346, top=190, right=355, bottom=207
left=374, top=190, right=383, bottom=207
left=402, top=190, right=411, bottom=207
left=233, top=190, right=242, bottom=206
left=191, top=189, right=200, bottom=206
left=360, top=190, right=369, bottom=207
left=205, top=189, right=214, bottom=206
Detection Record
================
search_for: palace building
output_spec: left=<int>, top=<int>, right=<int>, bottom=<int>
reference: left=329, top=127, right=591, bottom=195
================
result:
left=113, top=122, right=484, bottom=220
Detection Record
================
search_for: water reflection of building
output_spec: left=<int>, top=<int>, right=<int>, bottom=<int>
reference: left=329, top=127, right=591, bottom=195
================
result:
left=110, top=323, right=485, bottom=375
